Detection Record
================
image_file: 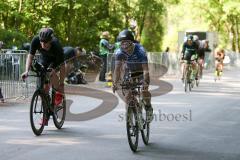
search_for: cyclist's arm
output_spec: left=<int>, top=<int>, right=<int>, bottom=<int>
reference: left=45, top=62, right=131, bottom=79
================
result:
left=59, top=64, right=65, bottom=85
left=138, top=45, right=150, bottom=85
left=101, top=39, right=114, bottom=50
left=142, top=63, right=150, bottom=85
left=181, top=43, right=186, bottom=59
left=220, top=52, right=225, bottom=59
left=54, top=41, right=65, bottom=86
left=25, top=54, right=34, bottom=72
left=113, top=60, right=122, bottom=84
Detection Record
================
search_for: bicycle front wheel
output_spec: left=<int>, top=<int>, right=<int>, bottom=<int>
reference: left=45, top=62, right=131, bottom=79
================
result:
left=53, top=95, right=66, bottom=129
left=140, top=103, right=150, bottom=145
left=126, top=106, right=139, bottom=152
left=189, top=82, right=192, bottom=91
left=30, top=90, right=47, bottom=136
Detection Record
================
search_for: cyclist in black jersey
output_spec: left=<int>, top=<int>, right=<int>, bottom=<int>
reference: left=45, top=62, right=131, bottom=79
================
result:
left=63, top=46, right=83, bottom=76
left=21, top=28, right=65, bottom=94
left=180, top=34, right=198, bottom=81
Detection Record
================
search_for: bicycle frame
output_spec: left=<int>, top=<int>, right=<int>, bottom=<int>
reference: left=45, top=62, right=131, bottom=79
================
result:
left=183, top=61, right=193, bottom=82
left=121, top=78, right=144, bottom=128
left=32, top=63, right=54, bottom=108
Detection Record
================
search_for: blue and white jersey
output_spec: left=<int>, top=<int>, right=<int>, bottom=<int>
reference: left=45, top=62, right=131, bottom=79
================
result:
left=115, top=43, right=148, bottom=73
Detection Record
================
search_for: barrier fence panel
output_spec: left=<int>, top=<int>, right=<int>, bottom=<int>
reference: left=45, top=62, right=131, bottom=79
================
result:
left=0, top=50, right=37, bottom=99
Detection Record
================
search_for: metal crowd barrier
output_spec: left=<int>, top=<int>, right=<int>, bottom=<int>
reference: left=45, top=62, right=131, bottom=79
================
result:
left=0, top=49, right=37, bottom=99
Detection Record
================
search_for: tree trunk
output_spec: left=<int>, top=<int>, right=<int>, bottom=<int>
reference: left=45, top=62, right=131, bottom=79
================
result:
left=123, top=0, right=129, bottom=28
left=66, top=0, right=74, bottom=43
left=18, top=0, right=23, bottom=13
left=138, top=10, right=146, bottom=42
left=231, top=26, right=236, bottom=52
left=236, top=16, right=240, bottom=53
left=229, top=16, right=236, bottom=52
left=14, top=0, right=23, bottom=30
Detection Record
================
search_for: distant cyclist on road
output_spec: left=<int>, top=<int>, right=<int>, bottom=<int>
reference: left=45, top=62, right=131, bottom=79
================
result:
left=181, top=34, right=198, bottom=82
left=197, top=39, right=211, bottom=78
left=193, top=35, right=211, bottom=78
left=113, top=29, right=153, bottom=122
left=21, top=28, right=65, bottom=104
left=214, top=47, right=225, bottom=77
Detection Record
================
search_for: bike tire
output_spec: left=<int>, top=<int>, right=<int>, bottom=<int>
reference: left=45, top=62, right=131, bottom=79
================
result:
left=184, top=74, right=188, bottom=93
left=53, top=95, right=66, bottom=129
left=140, top=104, right=150, bottom=145
left=126, top=106, right=139, bottom=152
left=189, top=82, right=192, bottom=91
left=196, top=79, right=200, bottom=87
left=30, top=90, right=47, bottom=136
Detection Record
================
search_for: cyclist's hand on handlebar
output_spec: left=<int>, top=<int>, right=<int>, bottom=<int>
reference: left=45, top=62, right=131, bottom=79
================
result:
left=21, top=71, right=29, bottom=81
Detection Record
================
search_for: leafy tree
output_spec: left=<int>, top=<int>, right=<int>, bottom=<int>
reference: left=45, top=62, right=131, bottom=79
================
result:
left=0, top=0, right=180, bottom=52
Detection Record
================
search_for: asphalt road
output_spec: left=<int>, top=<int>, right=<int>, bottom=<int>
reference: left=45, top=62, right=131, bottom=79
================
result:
left=0, top=69, right=240, bottom=160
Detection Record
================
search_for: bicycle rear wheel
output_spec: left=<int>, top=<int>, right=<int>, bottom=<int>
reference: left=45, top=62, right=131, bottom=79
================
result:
left=30, top=90, right=47, bottom=136
left=53, top=95, right=66, bottom=129
left=189, top=81, right=192, bottom=91
left=140, top=103, right=150, bottom=145
left=196, top=79, right=200, bottom=87
left=126, top=106, right=139, bottom=152
left=184, top=79, right=187, bottom=92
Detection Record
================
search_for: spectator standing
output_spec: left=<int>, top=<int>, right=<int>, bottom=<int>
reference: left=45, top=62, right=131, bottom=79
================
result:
left=99, top=31, right=113, bottom=81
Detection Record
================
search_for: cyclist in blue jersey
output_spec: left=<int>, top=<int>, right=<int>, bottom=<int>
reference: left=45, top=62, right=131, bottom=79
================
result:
left=113, top=29, right=153, bottom=122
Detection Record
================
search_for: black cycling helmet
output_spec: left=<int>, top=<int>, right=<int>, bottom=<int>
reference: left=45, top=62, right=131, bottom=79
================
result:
left=117, top=29, right=134, bottom=42
left=187, top=34, right=193, bottom=41
left=39, top=28, right=53, bottom=42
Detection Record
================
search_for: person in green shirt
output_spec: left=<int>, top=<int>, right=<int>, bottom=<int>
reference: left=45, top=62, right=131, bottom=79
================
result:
left=99, top=31, right=113, bottom=81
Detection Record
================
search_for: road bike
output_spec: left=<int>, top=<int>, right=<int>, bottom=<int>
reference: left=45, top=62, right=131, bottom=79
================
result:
left=118, top=73, right=151, bottom=152
left=28, top=60, right=66, bottom=136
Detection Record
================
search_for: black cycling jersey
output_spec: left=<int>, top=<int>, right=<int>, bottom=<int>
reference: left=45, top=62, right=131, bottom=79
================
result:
left=30, top=36, right=64, bottom=69
left=181, top=41, right=198, bottom=61
left=63, top=46, right=76, bottom=61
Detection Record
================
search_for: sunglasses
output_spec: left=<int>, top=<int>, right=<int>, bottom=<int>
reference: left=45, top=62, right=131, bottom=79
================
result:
left=40, top=38, right=52, bottom=43
left=120, top=40, right=133, bottom=49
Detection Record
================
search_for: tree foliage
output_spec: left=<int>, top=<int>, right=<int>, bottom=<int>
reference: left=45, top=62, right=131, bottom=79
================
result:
left=0, top=0, right=179, bottom=52
left=196, top=0, right=240, bottom=52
